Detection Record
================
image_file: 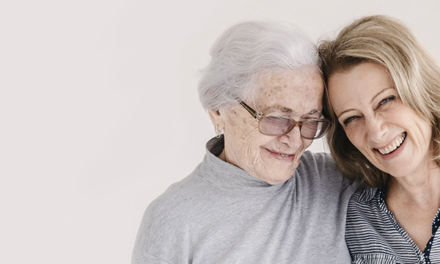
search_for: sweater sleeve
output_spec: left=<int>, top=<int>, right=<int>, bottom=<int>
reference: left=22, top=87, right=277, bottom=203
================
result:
left=131, top=182, right=193, bottom=264
left=132, top=251, right=174, bottom=264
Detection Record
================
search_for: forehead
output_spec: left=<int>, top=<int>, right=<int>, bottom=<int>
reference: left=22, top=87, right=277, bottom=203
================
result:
left=328, top=62, right=393, bottom=112
left=257, top=67, right=324, bottom=114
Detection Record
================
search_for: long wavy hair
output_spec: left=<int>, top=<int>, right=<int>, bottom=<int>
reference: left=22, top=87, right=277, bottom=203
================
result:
left=318, top=15, right=440, bottom=187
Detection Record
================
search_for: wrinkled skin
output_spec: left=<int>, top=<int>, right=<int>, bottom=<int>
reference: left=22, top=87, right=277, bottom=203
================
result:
left=209, top=67, right=323, bottom=185
left=328, top=62, right=434, bottom=180
left=327, top=60, right=440, bottom=252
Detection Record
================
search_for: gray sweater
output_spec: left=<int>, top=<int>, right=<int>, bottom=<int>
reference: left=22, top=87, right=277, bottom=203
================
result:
left=132, top=137, right=357, bottom=264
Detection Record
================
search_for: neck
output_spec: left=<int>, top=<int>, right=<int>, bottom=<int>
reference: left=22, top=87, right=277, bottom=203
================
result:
left=387, top=161, right=440, bottom=208
left=218, top=149, right=227, bottom=162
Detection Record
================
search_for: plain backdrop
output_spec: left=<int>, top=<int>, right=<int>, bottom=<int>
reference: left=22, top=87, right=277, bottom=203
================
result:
left=1, top=0, right=440, bottom=263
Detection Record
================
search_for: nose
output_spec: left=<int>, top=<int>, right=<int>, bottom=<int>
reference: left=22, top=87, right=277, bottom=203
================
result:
left=366, top=115, right=388, bottom=143
left=278, top=125, right=303, bottom=148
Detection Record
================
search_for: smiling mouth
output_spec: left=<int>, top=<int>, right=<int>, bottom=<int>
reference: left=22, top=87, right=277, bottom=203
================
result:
left=266, top=148, right=295, bottom=159
left=376, top=132, right=406, bottom=155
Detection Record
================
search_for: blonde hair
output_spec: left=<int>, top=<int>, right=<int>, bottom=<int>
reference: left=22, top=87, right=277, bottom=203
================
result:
left=318, top=15, right=440, bottom=187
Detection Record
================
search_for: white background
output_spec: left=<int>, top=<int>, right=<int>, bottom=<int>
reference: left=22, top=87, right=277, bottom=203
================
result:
left=1, top=1, right=439, bottom=263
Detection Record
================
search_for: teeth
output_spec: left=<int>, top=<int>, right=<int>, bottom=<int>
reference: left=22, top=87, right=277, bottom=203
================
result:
left=280, top=154, right=288, bottom=157
left=378, top=133, right=406, bottom=155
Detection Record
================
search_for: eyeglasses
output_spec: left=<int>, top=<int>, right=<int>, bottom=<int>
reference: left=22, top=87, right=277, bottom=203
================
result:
left=239, top=101, right=331, bottom=139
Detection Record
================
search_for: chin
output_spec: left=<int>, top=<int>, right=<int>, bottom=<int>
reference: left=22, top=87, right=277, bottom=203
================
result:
left=255, top=160, right=299, bottom=184
left=265, top=172, right=294, bottom=185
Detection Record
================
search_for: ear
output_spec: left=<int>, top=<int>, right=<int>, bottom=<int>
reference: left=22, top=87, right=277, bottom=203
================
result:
left=208, top=109, right=225, bottom=131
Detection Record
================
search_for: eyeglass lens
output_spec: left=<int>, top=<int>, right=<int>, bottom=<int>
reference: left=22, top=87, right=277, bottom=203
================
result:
left=259, top=116, right=329, bottom=139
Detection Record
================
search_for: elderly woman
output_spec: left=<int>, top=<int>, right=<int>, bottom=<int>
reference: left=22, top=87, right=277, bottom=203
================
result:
left=319, top=15, right=440, bottom=263
left=132, top=21, right=358, bottom=264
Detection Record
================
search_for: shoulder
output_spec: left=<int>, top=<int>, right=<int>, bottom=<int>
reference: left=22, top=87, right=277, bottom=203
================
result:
left=142, top=167, right=212, bottom=228
left=346, top=187, right=411, bottom=261
left=299, top=151, right=338, bottom=173
left=348, top=186, right=382, bottom=210
left=346, top=187, right=389, bottom=238
left=298, top=151, right=345, bottom=183
left=347, top=187, right=381, bottom=217
left=132, top=168, right=212, bottom=263
left=295, top=151, right=359, bottom=196
left=132, top=251, right=174, bottom=264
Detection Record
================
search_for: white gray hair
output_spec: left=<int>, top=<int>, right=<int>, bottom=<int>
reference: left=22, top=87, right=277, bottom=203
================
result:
left=198, top=21, right=320, bottom=111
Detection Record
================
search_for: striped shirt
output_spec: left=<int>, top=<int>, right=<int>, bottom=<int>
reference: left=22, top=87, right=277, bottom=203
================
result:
left=346, top=187, right=440, bottom=264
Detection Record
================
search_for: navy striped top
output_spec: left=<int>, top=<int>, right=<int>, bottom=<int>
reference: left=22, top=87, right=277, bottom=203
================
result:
left=346, top=187, right=440, bottom=264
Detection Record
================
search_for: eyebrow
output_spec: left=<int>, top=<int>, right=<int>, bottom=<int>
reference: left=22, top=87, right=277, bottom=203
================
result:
left=370, top=87, right=394, bottom=104
left=264, top=104, right=321, bottom=116
left=263, top=104, right=293, bottom=114
left=337, top=87, right=394, bottom=117
left=305, top=109, right=322, bottom=116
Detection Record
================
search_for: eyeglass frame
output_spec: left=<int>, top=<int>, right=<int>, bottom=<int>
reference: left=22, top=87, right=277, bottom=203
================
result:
left=238, top=101, right=331, bottom=139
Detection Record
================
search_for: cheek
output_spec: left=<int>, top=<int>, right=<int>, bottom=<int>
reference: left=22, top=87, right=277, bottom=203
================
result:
left=302, top=138, right=313, bottom=149
left=226, top=110, right=251, bottom=136
left=345, top=127, right=365, bottom=150
left=416, top=118, right=433, bottom=149
left=346, top=129, right=373, bottom=162
left=236, top=131, right=270, bottom=170
left=240, top=116, right=259, bottom=139
left=225, top=110, right=262, bottom=150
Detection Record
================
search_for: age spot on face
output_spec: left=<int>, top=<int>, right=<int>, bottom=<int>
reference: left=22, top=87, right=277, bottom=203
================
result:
left=219, top=67, right=323, bottom=185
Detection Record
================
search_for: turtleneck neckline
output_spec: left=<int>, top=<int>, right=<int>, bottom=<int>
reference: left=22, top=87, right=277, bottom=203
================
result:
left=198, top=137, right=295, bottom=196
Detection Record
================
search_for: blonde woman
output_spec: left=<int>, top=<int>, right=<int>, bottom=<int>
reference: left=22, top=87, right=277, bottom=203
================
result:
left=319, top=15, right=440, bottom=263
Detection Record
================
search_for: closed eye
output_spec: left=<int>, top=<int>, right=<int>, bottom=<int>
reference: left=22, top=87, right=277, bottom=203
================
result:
left=377, top=95, right=396, bottom=109
left=301, top=115, right=321, bottom=121
left=343, top=116, right=359, bottom=126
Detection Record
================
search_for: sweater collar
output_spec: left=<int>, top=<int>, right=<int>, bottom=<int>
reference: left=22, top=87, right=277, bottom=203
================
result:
left=198, top=137, right=293, bottom=195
